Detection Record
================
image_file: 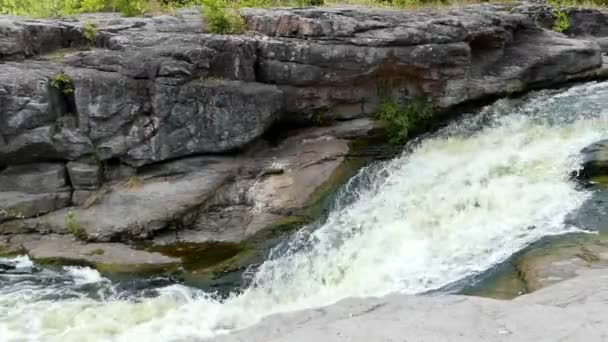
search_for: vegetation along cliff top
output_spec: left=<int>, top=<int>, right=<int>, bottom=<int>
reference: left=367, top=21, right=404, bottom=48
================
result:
left=1, top=0, right=607, bottom=34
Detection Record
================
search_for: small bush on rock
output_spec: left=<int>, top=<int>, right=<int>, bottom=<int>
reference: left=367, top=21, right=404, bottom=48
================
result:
left=50, top=73, right=74, bottom=95
left=201, top=0, right=245, bottom=34
left=65, top=209, right=86, bottom=239
left=376, top=95, right=435, bottom=145
left=552, top=8, right=570, bottom=32
left=83, top=21, right=99, bottom=44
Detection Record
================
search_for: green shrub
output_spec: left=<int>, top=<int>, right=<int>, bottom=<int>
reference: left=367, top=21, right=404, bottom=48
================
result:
left=375, top=95, right=435, bottom=144
left=65, top=209, right=86, bottom=239
left=297, top=0, right=325, bottom=6
left=83, top=21, right=99, bottom=44
left=50, top=73, right=74, bottom=95
left=201, top=0, right=245, bottom=34
left=552, top=8, right=570, bottom=32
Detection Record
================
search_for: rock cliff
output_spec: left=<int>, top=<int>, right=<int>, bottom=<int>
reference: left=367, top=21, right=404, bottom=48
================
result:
left=1, top=3, right=608, bottom=272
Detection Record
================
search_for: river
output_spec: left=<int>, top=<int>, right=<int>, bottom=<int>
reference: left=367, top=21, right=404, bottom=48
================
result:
left=2, top=81, right=608, bottom=341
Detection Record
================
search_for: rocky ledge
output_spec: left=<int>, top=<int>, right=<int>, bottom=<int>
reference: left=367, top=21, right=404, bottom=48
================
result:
left=2, top=3, right=608, bottom=275
left=216, top=268, right=608, bottom=342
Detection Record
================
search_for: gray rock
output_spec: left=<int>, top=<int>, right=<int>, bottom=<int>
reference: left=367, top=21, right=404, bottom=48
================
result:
left=153, top=126, right=357, bottom=245
left=0, top=159, right=238, bottom=241
left=0, top=163, right=68, bottom=193
left=7, top=234, right=180, bottom=274
left=66, top=161, right=100, bottom=190
left=2, top=5, right=608, bottom=168
left=579, top=139, right=608, bottom=179
left=217, top=269, right=608, bottom=342
left=71, top=190, right=95, bottom=207
left=0, top=191, right=71, bottom=223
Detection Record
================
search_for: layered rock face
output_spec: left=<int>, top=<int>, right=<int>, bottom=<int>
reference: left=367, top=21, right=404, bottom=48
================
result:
left=1, top=4, right=608, bottom=268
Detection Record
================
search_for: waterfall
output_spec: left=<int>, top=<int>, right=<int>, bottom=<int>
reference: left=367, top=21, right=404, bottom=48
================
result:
left=2, top=82, right=608, bottom=341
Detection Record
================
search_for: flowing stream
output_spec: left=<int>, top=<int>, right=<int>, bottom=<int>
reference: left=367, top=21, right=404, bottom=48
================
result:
left=2, top=82, right=608, bottom=341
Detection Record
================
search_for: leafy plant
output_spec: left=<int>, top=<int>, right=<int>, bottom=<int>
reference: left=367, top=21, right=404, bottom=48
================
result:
left=312, top=107, right=333, bottom=126
left=65, top=209, right=86, bottom=239
left=552, top=8, right=570, bottom=32
left=113, top=0, right=148, bottom=16
left=375, top=95, right=435, bottom=144
left=297, top=0, right=324, bottom=6
left=50, top=73, right=74, bottom=95
left=83, top=21, right=99, bottom=44
left=201, top=0, right=245, bottom=34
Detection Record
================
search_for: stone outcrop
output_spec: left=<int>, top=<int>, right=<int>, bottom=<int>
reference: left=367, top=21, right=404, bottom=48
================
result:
left=216, top=268, right=608, bottom=342
left=2, top=3, right=608, bottom=270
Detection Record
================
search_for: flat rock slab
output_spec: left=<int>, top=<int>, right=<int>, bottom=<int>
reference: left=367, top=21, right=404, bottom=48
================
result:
left=0, top=191, right=71, bottom=223
left=217, top=269, right=608, bottom=342
left=8, top=234, right=180, bottom=274
left=0, top=158, right=238, bottom=241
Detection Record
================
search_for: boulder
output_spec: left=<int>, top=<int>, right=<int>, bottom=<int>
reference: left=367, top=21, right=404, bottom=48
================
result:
left=578, top=139, right=608, bottom=180
left=0, top=191, right=71, bottom=223
left=0, top=163, right=68, bottom=193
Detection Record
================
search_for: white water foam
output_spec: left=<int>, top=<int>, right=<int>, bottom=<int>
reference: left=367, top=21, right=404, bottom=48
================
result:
left=0, top=255, right=34, bottom=269
left=2, top=82, right=608, bottom=341
left=63, top=266, right=107, bottom=285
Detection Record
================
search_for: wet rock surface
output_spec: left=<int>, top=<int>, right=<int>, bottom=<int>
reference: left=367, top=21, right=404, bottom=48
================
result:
left=216, top=269, right=608, bottom=342
left=578, top=139, right=608, bottom=180
left=4, top=234, right=181, bottom=274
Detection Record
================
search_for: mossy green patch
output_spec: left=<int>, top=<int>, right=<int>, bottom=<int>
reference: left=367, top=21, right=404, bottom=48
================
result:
left=247, top=215, right=308, bottom=244
left=463, top=265, right=528, bottom=300
left=94, top=261, right=180, bottom=275
left=150, top=242, right=245, bottom=272
left=590, top=175, right=608, bottom=189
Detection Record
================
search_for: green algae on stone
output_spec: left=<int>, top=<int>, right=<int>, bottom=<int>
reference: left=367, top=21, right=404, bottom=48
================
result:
left=516, top=232, right=608, bottom=291
left=150, top=241, right=246, bottom=272
left=463, top=265, right=528, bottom=300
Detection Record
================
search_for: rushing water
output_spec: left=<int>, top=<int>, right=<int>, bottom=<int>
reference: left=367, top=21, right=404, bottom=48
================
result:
left=2, top=82, right=608, bottom=341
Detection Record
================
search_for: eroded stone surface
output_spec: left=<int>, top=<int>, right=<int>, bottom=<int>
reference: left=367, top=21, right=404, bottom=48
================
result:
left=216, top=269, right=608, bottom=342
left=0, top=159, right=237, bottom=241
left=7, top=234, right=180, bottom=273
